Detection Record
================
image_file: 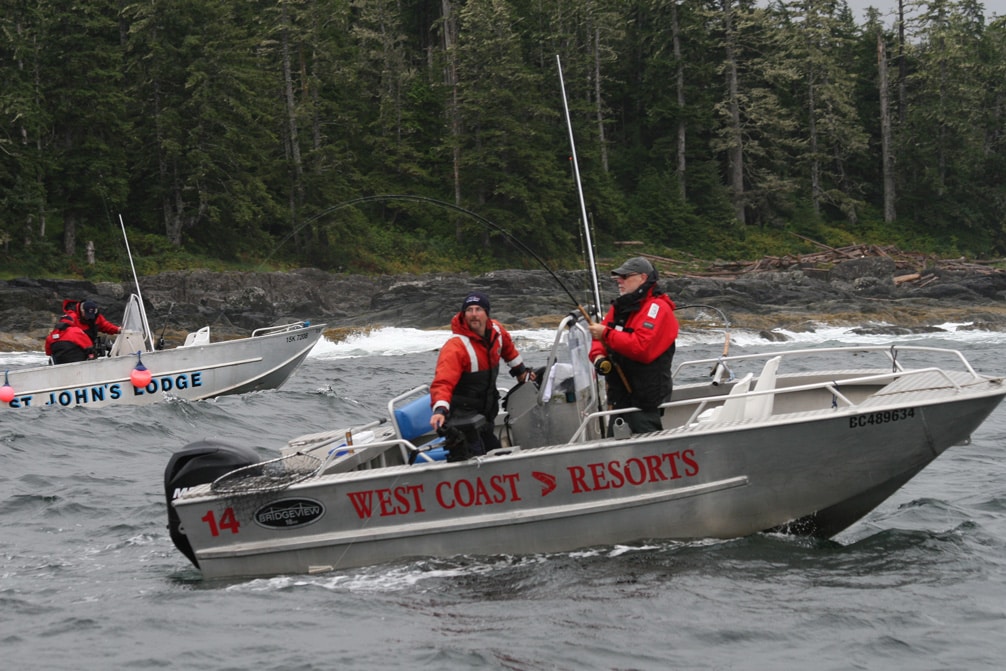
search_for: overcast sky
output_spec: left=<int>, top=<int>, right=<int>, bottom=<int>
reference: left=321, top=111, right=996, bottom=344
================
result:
left=844, top=0, right=1006, bottom=21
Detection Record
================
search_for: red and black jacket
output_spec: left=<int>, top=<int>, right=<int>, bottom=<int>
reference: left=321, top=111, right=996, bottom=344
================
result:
left=590, top=282, right=679, bottom=411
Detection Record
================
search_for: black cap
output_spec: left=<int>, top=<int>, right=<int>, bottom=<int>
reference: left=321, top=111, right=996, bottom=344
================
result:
left=81, top=300, right=99, bottom=319
left=460, top=291, right=491, bottom=315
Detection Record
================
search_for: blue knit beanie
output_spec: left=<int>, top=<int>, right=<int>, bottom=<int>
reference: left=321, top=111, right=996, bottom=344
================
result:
left=460, top=291, right=491, bottom=315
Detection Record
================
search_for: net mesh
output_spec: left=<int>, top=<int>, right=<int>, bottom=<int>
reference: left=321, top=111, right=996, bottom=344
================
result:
left=210, top=452, right=321, bottom=522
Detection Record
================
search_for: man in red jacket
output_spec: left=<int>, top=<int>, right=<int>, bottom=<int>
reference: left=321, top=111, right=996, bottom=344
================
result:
left=588, top=257, right=679, bottom=435
left=429, top=291, right=535, bottom=460
left=44, top=323, right=95, bottom=364
left=44, top=299, right=121, bottom=364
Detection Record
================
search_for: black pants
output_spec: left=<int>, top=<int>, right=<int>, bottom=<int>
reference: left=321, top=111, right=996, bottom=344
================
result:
left=50, top=341, right=89, bottom=365
left=444, top=415, right=500, bottom=462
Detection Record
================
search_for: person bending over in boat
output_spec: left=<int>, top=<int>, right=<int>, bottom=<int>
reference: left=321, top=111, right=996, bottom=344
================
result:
left=44, top=322, right=95, bottom=364
left=44, top=299, right=121, bottom=364
left=588, top=257, right=679, bottom=435
left=429, top=291, right=535, bottom=461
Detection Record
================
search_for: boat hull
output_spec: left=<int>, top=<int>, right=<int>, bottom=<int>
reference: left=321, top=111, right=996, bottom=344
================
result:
left=173, top=387, right=1005, bottom=580
left=3, top=324, right=325, bottom=410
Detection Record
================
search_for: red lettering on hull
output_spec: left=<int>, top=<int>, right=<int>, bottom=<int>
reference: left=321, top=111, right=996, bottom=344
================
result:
left=436, top=473, right=521, bottom=509
left=567, top=450, right=699, bottom=494
left=346, top=484, right=426, bottom=519
left=340, top=451, right=701, bottom=521
left=346, top=473, right=523, bottom=518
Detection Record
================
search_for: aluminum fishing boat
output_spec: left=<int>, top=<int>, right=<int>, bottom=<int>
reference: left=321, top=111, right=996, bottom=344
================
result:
left=2, top=293, right=325, bottom=410
left=163, top=61, right=1004, bottom=579
left=164, top=314, right=1006, bottom=580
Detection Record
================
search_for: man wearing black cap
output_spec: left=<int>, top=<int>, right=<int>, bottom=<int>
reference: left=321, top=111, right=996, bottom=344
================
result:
left=588, top=256, right=679, bottom=434
left=44, top=298, right=121, bottom=364
left=428, top=291, right=535, bottom=460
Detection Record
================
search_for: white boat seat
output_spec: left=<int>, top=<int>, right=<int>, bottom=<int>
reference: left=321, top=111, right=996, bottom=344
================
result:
left=713, top=373, right=753, bottom=423
left=696, top=355, right=782, bottom=426
left=694, top=373, right=754, bottom=425
left=182, top=326, right=211, bottom=347
left=744, top=356, right=781, bottom=420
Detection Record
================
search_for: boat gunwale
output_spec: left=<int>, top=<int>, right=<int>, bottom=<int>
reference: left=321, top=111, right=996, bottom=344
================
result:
left=174, top=372, right=1006, bottom=507
left=572, top=365, right=1004, bottom=443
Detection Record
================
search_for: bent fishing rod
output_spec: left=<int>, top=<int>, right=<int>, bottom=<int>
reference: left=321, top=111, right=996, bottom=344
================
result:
left=557, top=54, right=732, bottom=384
left=262, top=193, right=592, bottom=313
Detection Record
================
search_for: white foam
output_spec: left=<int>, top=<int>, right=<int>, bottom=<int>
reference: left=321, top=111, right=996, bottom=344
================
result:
left=5, top=321, right=1006, bottom=367
left=307, top=326, right=559, bottom=360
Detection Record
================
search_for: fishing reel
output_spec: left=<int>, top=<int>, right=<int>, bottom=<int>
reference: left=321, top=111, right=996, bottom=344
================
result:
left=93, top=336, right=112, bottom=358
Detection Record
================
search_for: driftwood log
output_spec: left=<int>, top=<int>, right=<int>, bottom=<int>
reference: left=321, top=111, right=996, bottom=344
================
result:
left=627, top=235, right=1002, bottom=284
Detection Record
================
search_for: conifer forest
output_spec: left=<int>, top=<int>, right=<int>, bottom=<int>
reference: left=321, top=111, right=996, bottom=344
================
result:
left=2, top=1, right=1004, bottom=275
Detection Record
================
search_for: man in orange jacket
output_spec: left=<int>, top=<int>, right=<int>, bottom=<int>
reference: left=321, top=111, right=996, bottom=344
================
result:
left=429, top=291, right=535, bottom=460
left=588, top=257, right=679, bottom=434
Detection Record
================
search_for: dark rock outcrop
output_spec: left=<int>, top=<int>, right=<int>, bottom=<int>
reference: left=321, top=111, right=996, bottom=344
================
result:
left=3, top=259, right=1006, bottom=351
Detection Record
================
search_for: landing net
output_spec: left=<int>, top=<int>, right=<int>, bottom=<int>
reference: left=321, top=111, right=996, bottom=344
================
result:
left=210, top=452, right=321, bottom=521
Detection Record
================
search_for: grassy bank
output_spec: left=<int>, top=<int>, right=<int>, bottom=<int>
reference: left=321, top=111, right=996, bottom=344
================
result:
left=4, top=222, right=1002, bottom=284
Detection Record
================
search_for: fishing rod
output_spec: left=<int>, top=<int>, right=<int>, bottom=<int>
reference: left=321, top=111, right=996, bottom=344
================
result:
left=556, top=54, right=603, bottom=319
left=556, top=57, right=733, bottom=390
left=556, top=54, right=636, bottom=409
left=676, top=303, right=734, bottom=384
left=157, top=301, right=176, bottom=350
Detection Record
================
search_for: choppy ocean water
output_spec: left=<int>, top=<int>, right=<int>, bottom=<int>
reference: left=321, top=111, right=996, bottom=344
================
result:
left=3, top=323, right=1006, bottom=670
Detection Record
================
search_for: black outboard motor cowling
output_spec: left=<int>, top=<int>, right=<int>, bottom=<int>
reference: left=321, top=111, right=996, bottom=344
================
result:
left=164, top=439, right=261, bottom=568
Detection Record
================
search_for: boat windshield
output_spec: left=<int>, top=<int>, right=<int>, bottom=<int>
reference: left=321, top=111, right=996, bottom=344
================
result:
left=541, top=318, right=595, bottom=402
left=120, top=294, right=146, bottom=333
left=505, top=316, right=602, bottom=448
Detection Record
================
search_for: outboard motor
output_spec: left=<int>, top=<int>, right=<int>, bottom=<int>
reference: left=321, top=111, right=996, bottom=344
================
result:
left=164, top=439, right=261, bottom=568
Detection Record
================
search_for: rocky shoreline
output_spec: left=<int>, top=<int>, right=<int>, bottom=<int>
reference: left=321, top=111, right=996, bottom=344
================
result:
left=3, top=257, right=1006, bottom=352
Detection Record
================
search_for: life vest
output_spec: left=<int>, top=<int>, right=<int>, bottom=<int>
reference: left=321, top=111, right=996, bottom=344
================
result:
left=598, top=284, right=678, bottom=411
left=608, top=341, right=675, bottom=411
left=451, top=358, right=501, bottom=421
left=430, top=312, right=524, bottom=418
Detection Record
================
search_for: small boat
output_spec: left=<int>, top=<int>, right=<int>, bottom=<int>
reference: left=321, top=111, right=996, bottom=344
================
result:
left=161, top=65, right=1006, bottom=579
left=2, top=293, right=325, bottom=410
left=163, top=313, right=1006, bottom=580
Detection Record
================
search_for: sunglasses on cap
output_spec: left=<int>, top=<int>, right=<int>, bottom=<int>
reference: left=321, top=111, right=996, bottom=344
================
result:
left=612, top=272, right=640, bottom=280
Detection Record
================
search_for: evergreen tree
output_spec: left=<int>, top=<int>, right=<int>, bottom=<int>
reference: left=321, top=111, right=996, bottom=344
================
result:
left=22, top=1, right=132, bottom=258
left=125, top=0, right=281, bottom=255
left=778, top=0, right=870, bottom=224
left=0, top=0, right=52, bottom=250
left=453, top=0, right=571, bottom=257
left=898, top=0, right=996, bottom=250
left=2, top=0, right=1005, bottom=269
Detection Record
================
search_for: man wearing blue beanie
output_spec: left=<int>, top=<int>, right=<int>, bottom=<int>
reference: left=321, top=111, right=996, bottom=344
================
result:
left=428, top=290, right=535, bottom=460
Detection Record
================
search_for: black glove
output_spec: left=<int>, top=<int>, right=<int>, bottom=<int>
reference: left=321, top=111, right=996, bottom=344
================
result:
left=432, top=407, right=449, bottom=435
left=510, top=364, right=528, bottom=379
left=594, top=358, right=612, bottom=375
